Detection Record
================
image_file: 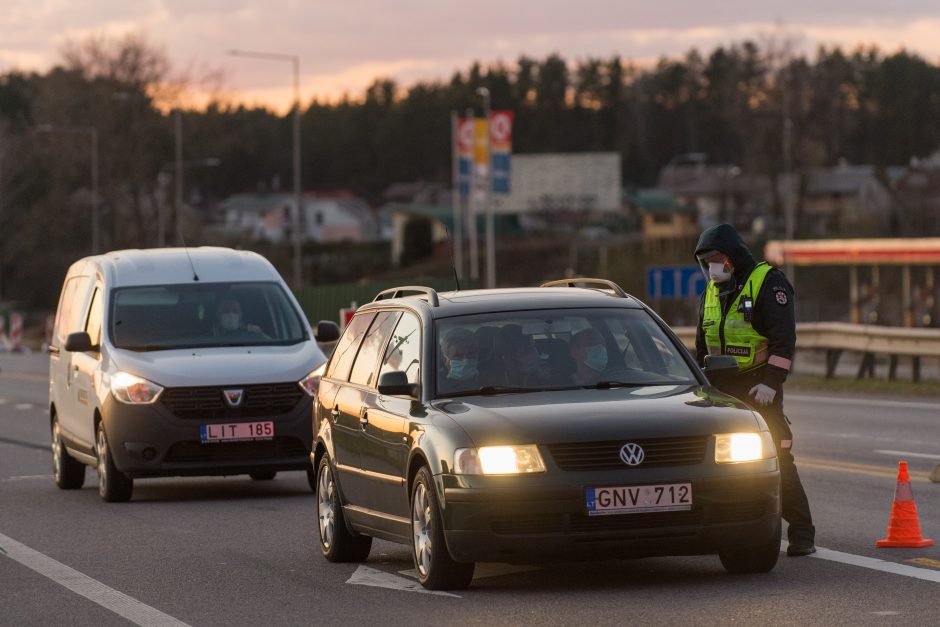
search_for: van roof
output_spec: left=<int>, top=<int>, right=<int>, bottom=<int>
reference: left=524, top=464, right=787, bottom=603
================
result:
left=71, top=247, right=283, bottom=287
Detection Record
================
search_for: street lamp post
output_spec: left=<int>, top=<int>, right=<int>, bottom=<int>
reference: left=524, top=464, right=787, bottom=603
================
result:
left=37, top=124, right=100, bottom=254
left=476, top=87, right=496, bottom=288
left=159, top=158, right=221, bottom=246
left=226, top=49, right=303, bottom=288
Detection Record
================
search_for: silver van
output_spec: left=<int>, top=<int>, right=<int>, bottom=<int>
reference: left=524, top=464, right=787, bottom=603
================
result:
left=48, top=247, right=339, bottom=502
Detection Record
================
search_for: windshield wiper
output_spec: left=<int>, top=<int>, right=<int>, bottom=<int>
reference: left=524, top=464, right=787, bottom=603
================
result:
left=120, top=344, right=174, bottom=352
left=448, top=385, right=536, bottom=397
left=583, top=380, right=678, bottom=389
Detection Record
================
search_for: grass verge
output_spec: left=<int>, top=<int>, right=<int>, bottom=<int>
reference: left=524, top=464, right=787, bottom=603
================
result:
left=788, top=374, right=940, bottom=400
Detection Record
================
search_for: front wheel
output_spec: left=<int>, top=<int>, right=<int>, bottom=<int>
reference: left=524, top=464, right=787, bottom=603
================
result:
left=719, top=519, right=781, bottom=574
left=316, top=456, right=371, bottom=562
left=96, top=424, right=133, bottom=503
left=52, top=418, right=85, bottom=489
left=411, top=467, right=474, bottom=590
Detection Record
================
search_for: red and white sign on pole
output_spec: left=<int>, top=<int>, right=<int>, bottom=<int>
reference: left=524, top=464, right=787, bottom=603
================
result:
left=489, top=111, right=513, bottom=152
left=339, top=301, right=358, bottom=330
left=0, top=314, right=7, bottom=351
left=9, top=312, right=24, bottom=352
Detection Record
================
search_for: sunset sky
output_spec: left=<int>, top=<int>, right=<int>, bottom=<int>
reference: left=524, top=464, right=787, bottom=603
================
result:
left=3, top=1, right=940, bottom=111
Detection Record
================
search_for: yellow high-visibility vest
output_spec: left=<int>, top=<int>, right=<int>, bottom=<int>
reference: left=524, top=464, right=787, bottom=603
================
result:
left=702, top=262, right=773, bottom=371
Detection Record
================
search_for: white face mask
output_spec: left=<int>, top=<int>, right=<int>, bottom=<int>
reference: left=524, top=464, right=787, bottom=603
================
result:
left=220, top=312, right=241, bottom=331
left=708, top=262, right=733, bottom=283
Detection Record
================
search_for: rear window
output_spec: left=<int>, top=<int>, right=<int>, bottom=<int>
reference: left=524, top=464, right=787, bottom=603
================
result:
left=109, top=281, right=307, bottom=351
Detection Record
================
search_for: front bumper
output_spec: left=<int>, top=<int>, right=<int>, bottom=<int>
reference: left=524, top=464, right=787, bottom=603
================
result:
left=439, top=463, right=780, bottom=564
left=101, top=393, right=313, bottom=478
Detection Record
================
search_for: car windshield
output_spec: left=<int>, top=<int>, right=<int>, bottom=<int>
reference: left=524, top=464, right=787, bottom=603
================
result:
left=435, top=308, right=697, bottom=397
left=110, top=281, right=308, bottom=351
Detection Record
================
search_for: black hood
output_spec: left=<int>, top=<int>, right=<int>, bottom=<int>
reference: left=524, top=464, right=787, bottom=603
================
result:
left=694, top=223, right=755, bottom=277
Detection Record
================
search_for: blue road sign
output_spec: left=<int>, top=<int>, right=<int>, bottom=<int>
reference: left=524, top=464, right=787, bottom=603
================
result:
left=647, top=265, right=707, bottom=299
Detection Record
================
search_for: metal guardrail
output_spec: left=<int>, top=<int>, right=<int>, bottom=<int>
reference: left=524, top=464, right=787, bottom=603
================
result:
left=672, top=322, right=940, bottom=382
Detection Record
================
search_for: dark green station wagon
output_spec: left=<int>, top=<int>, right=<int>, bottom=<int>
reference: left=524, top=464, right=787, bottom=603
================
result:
left=311, top=279, right=781, bottom=589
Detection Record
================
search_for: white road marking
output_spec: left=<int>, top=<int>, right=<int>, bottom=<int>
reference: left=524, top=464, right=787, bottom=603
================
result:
left=14, top=403, right=32, bottom=410
left=347, top=565, right=459, bottom=598
left=875, top=450, right=940, bottom=461
left=788, top=395, right=940, bottom=411
left=781, top=542, right=940, bottom=584
left=0, top=531, right=191, bottom=626
left=0, top=474, right=53, bottom=482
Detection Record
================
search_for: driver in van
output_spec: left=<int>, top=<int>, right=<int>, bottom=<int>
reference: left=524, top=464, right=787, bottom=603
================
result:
left=214, top=297, right=265, bottom=337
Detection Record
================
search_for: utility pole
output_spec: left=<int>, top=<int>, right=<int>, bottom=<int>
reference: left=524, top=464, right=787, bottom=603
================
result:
left=450, top=111, right=464, bottom=280
left=466, top=107, right=479, bottom=282
left=174, top=108, right=183, bottom=245
left=476, top=87, right=496, bottom=288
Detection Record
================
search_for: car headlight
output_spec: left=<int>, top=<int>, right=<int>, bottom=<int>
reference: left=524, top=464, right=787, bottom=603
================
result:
left=715, top=432, right=774, bottom=463
left=453, top=445, right=546, bottom=475
left=110, top=371, right=164, bottom=404
left=299, top=364, right=326, bottom=397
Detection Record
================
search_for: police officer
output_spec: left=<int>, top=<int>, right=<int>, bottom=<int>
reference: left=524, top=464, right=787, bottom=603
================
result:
left=694, top=223, right=816, bottom=556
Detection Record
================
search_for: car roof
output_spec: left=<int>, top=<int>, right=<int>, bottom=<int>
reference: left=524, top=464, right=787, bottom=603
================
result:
left=359, top=286, right=645, bottom=318
left=69, top=247, right=282, bottom=287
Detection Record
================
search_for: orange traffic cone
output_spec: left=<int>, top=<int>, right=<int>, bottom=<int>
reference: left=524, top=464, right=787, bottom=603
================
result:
left=876, top=461, right=934, bottom=548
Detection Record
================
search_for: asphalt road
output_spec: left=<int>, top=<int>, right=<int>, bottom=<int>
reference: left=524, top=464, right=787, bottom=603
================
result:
left=2, top=353, right=940, bottom=626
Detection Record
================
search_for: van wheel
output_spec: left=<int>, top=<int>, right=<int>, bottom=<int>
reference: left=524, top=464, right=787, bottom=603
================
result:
left=52, top=419, right=85, bottom=489
left=249, top=471, right=277, bottom=481
left=411, top=466, right=474, bottom=590
left=316, top=456, right=371, bottom=562
left=719, top=519, right=781, bottom=574
left=96, top=424, right=133, bottom=503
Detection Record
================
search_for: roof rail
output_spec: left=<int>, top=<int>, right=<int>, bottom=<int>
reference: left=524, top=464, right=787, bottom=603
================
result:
left=373, top=285, right=440, bottom=307
left=539, top=278, right=629, bottom=298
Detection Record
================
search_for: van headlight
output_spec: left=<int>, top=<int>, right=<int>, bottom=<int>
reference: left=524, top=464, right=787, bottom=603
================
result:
left=453, top=445, right=546, bottom=475
left=715, top=432, right=774, bottom=463
left=110, top=372, right=164, bottom=404
left=298, top=364, right=326, bottom=397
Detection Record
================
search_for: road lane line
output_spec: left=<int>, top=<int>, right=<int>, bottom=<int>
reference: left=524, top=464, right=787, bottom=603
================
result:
left=347, top=565, right=459, bottom=598
left=0, top=436, right=49, bottom=452
left=15, top=403, right=33, bottom=410
left=1, top=372, right=48, bottom=383
left=875, top=449, right=940, bottom=461
left=788, top=394, right=940, bottom=411
left=780, top=542, right=940, bottom=584
left=0, top=531, right=191, bottom=626
left=798, top=456, right=931, bottom=482
left=1, top=474, right=53, bottom=482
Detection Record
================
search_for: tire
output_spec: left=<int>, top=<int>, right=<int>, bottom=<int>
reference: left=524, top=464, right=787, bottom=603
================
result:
left=316, top=456, right=372, bottom=562
left=411, top=467, right=475, bottom=590
left=96, top=424, right=133, bottom=503
left=51, top=418, right=85, bottom=489
left=306, top=465, right=317, bottom=492
left=249, top=470, right=277, bottom=481
left=719, top=518, right=781, bottom=574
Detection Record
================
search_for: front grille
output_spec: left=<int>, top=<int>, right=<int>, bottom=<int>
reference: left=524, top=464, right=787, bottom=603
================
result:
left=546, top=436, right=708, bottom=471
left=160, top=382, right=305, bottom=421
left=163, top=436, right=307, bottom=464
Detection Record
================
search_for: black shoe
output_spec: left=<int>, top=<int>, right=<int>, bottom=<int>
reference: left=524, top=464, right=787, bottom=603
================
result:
left=786, top=543, right=816, bottom=557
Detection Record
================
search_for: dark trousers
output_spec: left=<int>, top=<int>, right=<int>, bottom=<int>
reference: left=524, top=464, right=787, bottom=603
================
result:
left=716, top=379, right=815, bottom=544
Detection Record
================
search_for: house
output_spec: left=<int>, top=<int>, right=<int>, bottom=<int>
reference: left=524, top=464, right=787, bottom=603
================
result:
left=800, top=164, right=894, bottom=237
left=624, top=188, right=699, bottom=256
left=218, top=192, right=380, bottom=243
left=891, top=153, right=940, bottom=237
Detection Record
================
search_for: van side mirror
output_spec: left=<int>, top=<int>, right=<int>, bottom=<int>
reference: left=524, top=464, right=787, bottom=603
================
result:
left=377, top=371, right=418, bottom=398
left=65, top=331, right=95, bottom=353
left=703, top=355, right=738, bottom=375
left=315, top=320, right=340, bottom=343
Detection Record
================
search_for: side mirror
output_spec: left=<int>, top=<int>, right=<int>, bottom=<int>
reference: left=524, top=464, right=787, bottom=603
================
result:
left=377, top=371, right=418, bottom=398
left=703, top=354, right=739, bottom=375
left=315, top=320, right=340, bottom=343
left=65, top=331, right=95, bottom=353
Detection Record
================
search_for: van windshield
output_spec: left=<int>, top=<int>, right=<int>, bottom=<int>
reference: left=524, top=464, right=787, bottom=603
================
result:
left=109, top=282, right=308, bottom=351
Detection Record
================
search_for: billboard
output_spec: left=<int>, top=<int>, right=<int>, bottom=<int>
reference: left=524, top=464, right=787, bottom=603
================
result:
left=490, top=152, right=621, bottom=214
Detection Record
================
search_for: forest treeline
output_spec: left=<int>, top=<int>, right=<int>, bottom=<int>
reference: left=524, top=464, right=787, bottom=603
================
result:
left=2, top=34, right=940, bottom=304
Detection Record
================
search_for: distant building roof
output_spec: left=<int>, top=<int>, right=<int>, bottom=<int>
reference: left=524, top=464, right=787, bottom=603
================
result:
left=805, top=165, right=879, bottom=195
left=221, top=193, right=291, bottom=213
left=624, top=188, right=696, bottom=214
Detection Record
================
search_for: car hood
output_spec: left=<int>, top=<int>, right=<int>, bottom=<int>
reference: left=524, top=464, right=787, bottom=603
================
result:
left=433, top=385, right=763, bottom=446
left=108, top=342, right=325, bottom=387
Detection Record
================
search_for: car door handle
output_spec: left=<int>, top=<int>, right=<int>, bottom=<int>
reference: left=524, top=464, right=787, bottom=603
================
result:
left=330, top=408, right=340, bottom=422
left=359, top=411, right=369, bottom=428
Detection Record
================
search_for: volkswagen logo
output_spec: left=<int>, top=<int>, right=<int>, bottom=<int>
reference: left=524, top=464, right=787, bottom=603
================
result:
left=619, top=443, right=645, bottom=466
left=223, top=389, right=244, bottom=408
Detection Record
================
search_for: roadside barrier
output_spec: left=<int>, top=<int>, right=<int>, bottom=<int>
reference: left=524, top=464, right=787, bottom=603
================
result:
left=0, top=314, right=7, bottom=351
left=876, top=462, right=934, bottom=548
left=673, top=322, right=940, bottom=382
left=42, top=315, right=54, bottom=352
